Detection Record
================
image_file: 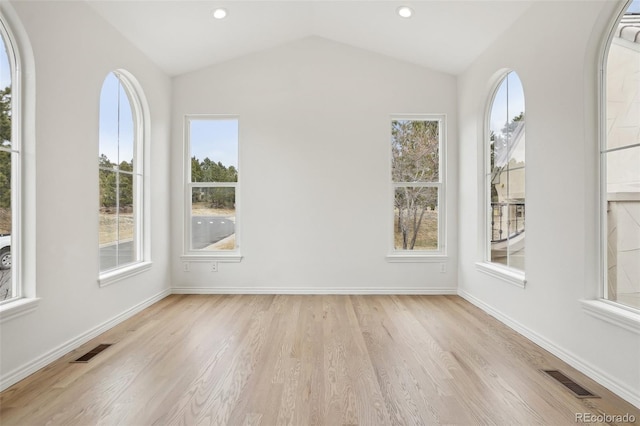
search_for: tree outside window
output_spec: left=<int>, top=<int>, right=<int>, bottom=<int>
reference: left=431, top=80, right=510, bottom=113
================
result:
left=98, top=71, right=141, bottom=273
left=186, top=117, right=239, bottom=253
left=391, top=117, right=443, bottom=252
left=487, top=71, right=526, bottom=272
left=0, top=27, right=16, bottom=302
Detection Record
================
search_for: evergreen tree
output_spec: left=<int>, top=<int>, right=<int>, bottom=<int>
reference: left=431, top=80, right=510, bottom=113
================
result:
left=191, top=155, right=237, bottom=209
left=0, top=86, right=13, bottom=210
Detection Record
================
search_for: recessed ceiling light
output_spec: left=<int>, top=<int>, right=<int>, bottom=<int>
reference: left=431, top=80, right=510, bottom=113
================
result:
left=397, top=6, right=413, bottom=18
left=212, top=8, right=227, bottom=19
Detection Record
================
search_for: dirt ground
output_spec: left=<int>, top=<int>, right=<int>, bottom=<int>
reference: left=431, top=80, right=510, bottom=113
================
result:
left=394, top=210, right=438, bottom=250
left=99, top=213, right=134, bottom=245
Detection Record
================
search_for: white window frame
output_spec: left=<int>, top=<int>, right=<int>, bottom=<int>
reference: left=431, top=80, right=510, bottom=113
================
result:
left=182, top=114, right=242, bottom=263
left=98, top=70, right=151, bottom=287
left=476, top=70, right=526, bottom=288
left=580, top=0, right=640, bottom=334
left=0, top=3, right=39, bottom=322
left=387, top=114, right=447, bottom=263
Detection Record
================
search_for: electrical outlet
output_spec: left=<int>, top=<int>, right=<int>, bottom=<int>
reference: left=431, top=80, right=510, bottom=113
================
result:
left=183, top=262, right=190, bottom=272
left=440, top=263, right=446, bottom=273
left=211, top=261, right=218, bottom=272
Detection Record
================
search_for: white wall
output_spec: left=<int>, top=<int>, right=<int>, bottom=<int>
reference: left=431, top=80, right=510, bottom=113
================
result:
left=0, top=1, right=172, bottom=389
left=171, top=37, right=458, bottom=293
left=458, top=0, right=640, bottom=407
left=2, top=0, right=634, bottom=410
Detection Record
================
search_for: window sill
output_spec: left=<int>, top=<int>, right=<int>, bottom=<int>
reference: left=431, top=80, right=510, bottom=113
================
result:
left=386, top=254, right=447, bottom=263
left=98, top=261, right=152, bottom=288
left=180, top=254, right=243, bottom=263
left=475, top=262, right=526, bottom=288
left=0, top=297, right=40, bottom=324
left=580, top=299, right=640, bottom=335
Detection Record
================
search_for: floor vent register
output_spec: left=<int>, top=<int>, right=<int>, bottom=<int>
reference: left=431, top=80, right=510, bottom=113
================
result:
left=71, top=344, right=113, bottom=363
left=542, top=369, right=599, bottom=398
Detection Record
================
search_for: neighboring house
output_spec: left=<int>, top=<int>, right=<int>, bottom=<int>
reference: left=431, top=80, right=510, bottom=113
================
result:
left=606, top=14, right=640, bottom=305
left=490, top=120, right=526, bottom=266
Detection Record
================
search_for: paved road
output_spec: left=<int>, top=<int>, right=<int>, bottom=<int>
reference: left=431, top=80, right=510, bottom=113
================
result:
left=191, top=216, right=235, bottom=249
left=99, top=216, right=234, bottom=269
left=100, top=240, right=135, bottom=271
left=0, top=268, right=10, bottom=300
left=1, top=217, right=235, bottom=292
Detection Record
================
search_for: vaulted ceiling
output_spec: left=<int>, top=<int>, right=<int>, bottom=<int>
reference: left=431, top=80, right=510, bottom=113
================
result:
left=87, top=1, right=533, bottom=77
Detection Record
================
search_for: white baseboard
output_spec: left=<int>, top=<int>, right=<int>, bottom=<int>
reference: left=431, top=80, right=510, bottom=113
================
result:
left=172, top=286, right=458, bottom=295
left=457, top=288, right=640, bottom=409
left=0, top=288, right=171, bottom=392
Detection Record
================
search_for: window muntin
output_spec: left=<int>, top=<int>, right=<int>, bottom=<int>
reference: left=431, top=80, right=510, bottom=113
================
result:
left=487, top=71, right=526, bottom=272
left=186, top=117, right=239, bottom=253
left=602, top=0, right=640, bottom=311
left=0, top=18, right=18, bottom=304
left=391, top=116, right=444, bottom=253
left=98, top=72, right=143, bottom=273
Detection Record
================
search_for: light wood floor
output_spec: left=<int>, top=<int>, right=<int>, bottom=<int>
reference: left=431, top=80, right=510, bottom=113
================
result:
left=1, top=295, right=638, bottom=425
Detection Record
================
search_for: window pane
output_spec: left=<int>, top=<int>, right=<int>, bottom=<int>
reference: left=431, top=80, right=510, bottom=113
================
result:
left=99, top=169, right=117, bottom=271
left=117, top=172, right=134, bottom=266
left=118, top=82, right=134, bottom=167
left=507, top=203, right=525, bottom=271
left=99, top=71, right=142, bottom=273
left=99, top=73, right=120, bottom=169
left=607, top=146, right=640, bottom=194
left=0, top=150, right=12, bottom=300
left=506, top=166, right=526, bottom=203
left=191, top=187, right=236, bottom=250
left=394, top=187, right=438, bottom=250
left=490, top=202, right=525, bottom=271
left=99, top=170, right=135, bottom=271
left=0, top=32, right=13, bottom=301
left=99, top=73, right=134, bottom=170
left=488, top=71, right=525, bottom=271
left=490, top=202, right=508, bottom=266
left=391, top=120, right=439, bottom=183
left=190, top=119, right=239, bottom=183
left=0, top=151, right=10, bottom=233
left=605, top=146, right=640, bottom=308
left=603, top=3, right=640, bottom=310
left=606, top=29, right=640, bottom=152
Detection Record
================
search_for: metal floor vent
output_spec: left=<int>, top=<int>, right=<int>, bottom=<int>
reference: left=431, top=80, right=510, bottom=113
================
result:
left=71, top=344, right=112, bottom=363
left=542, top=370, right=599, bottom=398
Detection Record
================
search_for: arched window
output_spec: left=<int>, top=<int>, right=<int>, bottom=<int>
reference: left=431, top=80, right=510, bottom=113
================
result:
left=486, top=71, right=526, bottom=273
left=98, top=71, right=147, bottom=281
left=601, top=0, right=640, bottom=310
left=0, top=16, right=19, bottom=303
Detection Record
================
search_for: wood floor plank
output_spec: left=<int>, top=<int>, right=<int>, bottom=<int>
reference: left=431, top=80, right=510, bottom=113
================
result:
left=1, top=294, right=638, bottom=426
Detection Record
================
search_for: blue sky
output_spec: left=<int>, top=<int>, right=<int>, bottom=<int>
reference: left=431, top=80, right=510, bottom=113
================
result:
left=190, top=119, right=238, bottom=169
left=489, top=71, right=525, bottom=137
left=99, top=73, right=134, bottom=166
left=3, top=0, right=637, bottom=161
left=0, top=36, right=8, bottom=91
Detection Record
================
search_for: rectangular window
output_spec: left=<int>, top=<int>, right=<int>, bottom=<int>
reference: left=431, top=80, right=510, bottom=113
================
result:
left=186, top=117, right=239, bottom=255
left=391, top=116, right=445, bottom=255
